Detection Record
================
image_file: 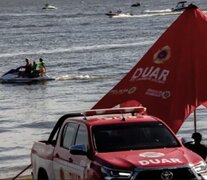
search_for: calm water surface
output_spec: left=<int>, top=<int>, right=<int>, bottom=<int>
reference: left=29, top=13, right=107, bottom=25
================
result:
left=0, top=0, right=207, bottom=178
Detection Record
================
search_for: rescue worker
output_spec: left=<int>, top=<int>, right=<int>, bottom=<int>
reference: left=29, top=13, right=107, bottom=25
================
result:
left=31, top=61, right=39, bottom=77
left=38, top=58, right=46, bottom=76
left=186, top=132, right=207, bottom=160
left=19, top=58, right=32, bottom=77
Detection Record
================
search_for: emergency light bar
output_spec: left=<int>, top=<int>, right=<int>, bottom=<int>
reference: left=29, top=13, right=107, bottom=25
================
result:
left=83, top=106, right=146, bottom=116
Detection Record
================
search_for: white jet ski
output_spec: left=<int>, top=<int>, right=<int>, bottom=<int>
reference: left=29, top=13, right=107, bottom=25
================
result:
left=0, top=67, right=55, bottom=83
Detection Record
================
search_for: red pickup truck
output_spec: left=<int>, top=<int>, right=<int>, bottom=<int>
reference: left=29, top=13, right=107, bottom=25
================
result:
left=31, top=107, right=207, bottom=180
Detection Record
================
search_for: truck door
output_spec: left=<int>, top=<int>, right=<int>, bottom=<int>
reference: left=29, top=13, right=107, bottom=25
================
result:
left=53, top=122, right=78, bottom=179
left=68, top=124, right=89, bottom=180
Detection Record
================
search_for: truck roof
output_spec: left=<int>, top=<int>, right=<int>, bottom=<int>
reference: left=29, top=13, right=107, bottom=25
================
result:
left=47, top=106, right=163, bottom=143
left=69, top=114, right=161, bottom=126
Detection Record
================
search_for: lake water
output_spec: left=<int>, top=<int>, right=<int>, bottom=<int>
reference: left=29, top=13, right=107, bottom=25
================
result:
left=0, top=0, right=207, bottom=178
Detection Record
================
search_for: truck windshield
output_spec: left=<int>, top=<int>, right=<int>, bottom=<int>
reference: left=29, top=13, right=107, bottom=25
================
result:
left=93, top=122, right=180, bottom=152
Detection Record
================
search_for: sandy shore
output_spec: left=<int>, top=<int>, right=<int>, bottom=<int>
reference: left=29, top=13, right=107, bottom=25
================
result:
left=2, top=167, right=32, bottom=180
left=17, top=176, right=32, bottom=180
left=14, top=175, right=32, bottom=180
left=3, top=175, right=32, bottom=180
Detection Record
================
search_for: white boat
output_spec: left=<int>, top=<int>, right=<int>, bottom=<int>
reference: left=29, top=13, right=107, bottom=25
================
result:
left=0, top=67, right=55, bottom=83
left=42, top=0, right=56, bottom=10
left=172, top=1, right=188, bottom=12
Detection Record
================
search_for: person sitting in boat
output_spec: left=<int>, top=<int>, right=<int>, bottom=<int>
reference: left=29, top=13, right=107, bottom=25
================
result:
left=116, top=9, right=122, bottom=14
left=37, top=58, right=46, bottom=77
left=31, top=61, right=39, bottom=77
left=18, top=58, right=32, bottom=77
left=185, top=132, right=207, bottom=160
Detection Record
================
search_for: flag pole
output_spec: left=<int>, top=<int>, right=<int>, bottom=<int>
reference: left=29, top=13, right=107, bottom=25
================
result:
left=193, top=109, right=197, bottom=133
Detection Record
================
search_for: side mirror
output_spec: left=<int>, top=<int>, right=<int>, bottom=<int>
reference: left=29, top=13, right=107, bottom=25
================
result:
left=70, top=144, right=87, bottom=155
left=178, top=136, right=194, bottom=146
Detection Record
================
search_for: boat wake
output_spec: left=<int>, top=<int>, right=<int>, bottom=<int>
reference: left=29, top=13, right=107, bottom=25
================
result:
left=55, top=74, right=104, bottom=81
left=110, top=9, right=182, bottom=19
left=139, top=11, right=181, bottom=17
left=144, top=9, right=172, bottom=13
left=0, top=74, right=106, bottom=84
left=112, top=13, right=133, bottom=18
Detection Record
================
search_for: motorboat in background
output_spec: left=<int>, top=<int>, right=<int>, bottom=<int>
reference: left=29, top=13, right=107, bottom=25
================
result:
left=42, top=0, right=56, bottom=10
left=42, top=4, right=56, bottom=10
left=131, top=2, right=141, bottom=7
left=172, top=1, right=188, bottom=12
left=105, top=10, right=122, bottom=17
left=0, top=67, right=55, bottom=83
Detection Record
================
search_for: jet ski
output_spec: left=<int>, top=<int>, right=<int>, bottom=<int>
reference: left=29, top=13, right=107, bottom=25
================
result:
left=0, top=67, right=55, bottom=83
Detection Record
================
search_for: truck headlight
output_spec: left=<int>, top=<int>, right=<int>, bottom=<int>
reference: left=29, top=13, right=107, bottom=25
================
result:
left=101, top=166, right=132, bottom=180
left=191, top=161, right=207, bottom=174
left=191, top=161, right=207, bottom=179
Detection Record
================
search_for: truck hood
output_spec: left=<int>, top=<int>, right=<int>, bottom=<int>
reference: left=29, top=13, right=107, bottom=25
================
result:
left=96, top=147, right=201, bottom=168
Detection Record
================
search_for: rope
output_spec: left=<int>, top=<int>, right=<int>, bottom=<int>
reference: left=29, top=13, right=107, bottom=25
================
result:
left=12, top=164, right=31, bottom=180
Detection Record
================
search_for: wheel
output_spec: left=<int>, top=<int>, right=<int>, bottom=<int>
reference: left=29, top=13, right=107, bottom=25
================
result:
left=38, top=168, right=49, bottom=180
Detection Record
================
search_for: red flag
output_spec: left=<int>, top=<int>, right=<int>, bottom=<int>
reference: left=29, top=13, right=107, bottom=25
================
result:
left=92, top=4, right=207, bottom=133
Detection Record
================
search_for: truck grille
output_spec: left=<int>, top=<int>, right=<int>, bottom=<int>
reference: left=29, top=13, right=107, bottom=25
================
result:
left=134, top=167, right=198, bottom=180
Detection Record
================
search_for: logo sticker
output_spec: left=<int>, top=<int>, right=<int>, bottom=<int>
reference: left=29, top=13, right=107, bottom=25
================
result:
left=153, top=46, right=171, bottom=64
left=128, top=87, right=137, bottom=94
left=139, top=152, right=165, bottom=158
left=161, top=91, right=171, bottom=99
left=110, top=87, right=137, bottom=95
left=145, top=89, right=171, bottom=99
left=161, top=170, right=173, bottom=180
left=139, top=158, right=183, bottom=166
left=130, top=67, right=170, bottom=84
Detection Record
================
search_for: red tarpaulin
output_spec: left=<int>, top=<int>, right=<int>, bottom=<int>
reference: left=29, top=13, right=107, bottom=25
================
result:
left=92, top=4, right=207, bottom=133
